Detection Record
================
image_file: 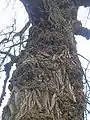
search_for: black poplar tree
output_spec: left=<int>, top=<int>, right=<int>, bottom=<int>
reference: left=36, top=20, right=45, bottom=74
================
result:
left=0, top=0, right=90, bottom=120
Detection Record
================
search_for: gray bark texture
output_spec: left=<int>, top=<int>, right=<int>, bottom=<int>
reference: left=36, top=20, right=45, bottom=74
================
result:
left=2, top=0, right=84, bottom=120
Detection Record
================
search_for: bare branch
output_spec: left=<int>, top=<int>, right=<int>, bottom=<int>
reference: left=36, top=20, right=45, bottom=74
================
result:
left=12, top=21, right=30, bottom=40
left=78, top=53, right=90, bottom=63
left=0, top=62, right=12, bottom=106
left=0, top=50, right=14, bottom=59
left=74, top=22, right=90, bottom=40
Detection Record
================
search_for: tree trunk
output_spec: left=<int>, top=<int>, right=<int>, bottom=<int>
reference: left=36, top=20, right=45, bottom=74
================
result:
left=2, top=0, right=84, bottom=120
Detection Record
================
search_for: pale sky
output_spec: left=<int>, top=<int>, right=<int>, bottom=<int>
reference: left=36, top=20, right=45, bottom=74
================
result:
left=0, top=0, right=90, bottom=119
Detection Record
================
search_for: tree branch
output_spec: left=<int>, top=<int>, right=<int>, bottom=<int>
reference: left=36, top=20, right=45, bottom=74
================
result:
left=0, top=62, right=12, bottom=106
left=12, top=21, right=30, bottom=40
left=74, top=21, right=90, bottom=40
left=0, top=50, right=14, bottom=59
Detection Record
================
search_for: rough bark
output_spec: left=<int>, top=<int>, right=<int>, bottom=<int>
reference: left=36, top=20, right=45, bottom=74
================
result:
left=2, top=0, right=84, bottom=120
